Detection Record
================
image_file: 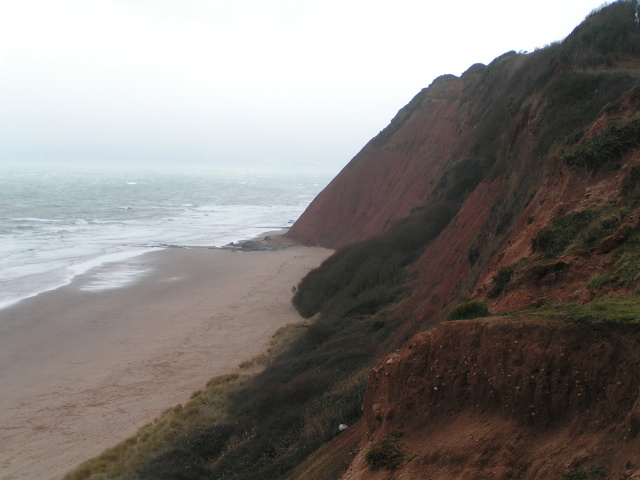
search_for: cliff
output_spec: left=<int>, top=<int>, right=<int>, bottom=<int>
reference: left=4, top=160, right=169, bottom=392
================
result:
left=288, top=1, right=640, bottom=326
left=344, top=318, right=640, bottom=479
left=68, top=3, right=640, bottom=479
left=286, top=2, right=640, bottom=479
left=287, top=2, right=640, bottom=252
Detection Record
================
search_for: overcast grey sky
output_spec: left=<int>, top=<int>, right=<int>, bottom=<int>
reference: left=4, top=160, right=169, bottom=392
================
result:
left=0, top=0, right=610, bottom=172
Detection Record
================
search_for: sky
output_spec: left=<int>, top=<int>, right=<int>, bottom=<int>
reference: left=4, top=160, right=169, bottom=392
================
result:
left=0, top=0, right=612, bottom=173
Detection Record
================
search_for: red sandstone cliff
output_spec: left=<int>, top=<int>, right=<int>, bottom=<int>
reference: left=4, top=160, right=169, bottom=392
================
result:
left=288, top=2, right=640, bottom=325
left=346, top=319, right=640, bottom=479
left=286, top=2, right=640, bottom=479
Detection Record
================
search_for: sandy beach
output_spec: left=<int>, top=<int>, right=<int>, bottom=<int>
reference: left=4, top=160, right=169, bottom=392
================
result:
left=0, top=240, right=331, bottom=480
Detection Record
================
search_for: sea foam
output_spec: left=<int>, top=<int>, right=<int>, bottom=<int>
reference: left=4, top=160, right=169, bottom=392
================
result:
left=0, top=162, right=331, bottom=311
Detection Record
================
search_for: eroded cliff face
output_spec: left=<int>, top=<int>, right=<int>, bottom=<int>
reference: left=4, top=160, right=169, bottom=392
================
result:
left=288, top=4, right=640, bottom=320
left=286, top=74, right=477, bottom=248
left=285, top=3, right=640, bottom=479
left=343, top=319, right=640, bottom=480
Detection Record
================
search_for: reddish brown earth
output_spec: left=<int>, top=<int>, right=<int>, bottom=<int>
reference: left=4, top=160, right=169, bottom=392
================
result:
left=286, top=74, right=477, bottom=249
left=284, top=5, right=640, bottom=478
left=342, top=319, right=640, bottom=480
left=288, top=112, right=640, bottom=479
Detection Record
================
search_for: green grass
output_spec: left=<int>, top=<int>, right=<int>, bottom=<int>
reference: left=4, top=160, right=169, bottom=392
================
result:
left=515, top=297, right=640, bottom=325
left=532, top=205, right=632, bottom=259
left=532, top=209, right=598, bottom=258
left=589, top=250, right=640, bottom=290
left=560, top=117, right=640, bottom=169
left=589, top=229, right=640, bottom=291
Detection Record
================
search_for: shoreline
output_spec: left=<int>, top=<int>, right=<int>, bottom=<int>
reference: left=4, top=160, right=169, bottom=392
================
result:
left=0, top=236, right=331, bottom=480
left=0, top=227, right=297, bottom=313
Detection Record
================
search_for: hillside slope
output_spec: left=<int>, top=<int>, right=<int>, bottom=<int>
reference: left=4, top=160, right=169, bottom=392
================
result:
left=343, top=318, right=640, bottom=480
left=287, top=1, right=640, bottom=253
left=287, top=2, right=640, bottom=479
left=289, top=0, right=640, bottom=326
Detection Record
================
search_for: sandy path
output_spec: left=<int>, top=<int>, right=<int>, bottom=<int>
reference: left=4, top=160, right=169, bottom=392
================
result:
left=0, top=244, right=330, bottom=480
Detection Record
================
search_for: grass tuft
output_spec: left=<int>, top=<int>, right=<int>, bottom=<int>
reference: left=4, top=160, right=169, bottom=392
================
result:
left=365, top=431, right=405, bottom=470
left=560, top=117, right=640, bottom=169
left=516, top=297, right=640, bottom=325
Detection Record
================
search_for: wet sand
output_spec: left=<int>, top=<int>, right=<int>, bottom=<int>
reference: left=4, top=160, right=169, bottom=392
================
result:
left=0, top=241, right=330, bottom=480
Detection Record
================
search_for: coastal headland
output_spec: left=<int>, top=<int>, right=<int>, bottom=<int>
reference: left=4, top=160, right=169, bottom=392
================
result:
left=0, top=234, right=331, bottom=480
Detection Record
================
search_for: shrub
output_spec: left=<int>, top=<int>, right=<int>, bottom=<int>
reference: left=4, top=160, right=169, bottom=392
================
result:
left=292, top=200, right=458, bottom=319
left=140, top=424, right=235, bottom=480
left=532, top=210, right=597, bottom=258
left=589, top=231, right=640, bottom=290
left=365, top=431, right=405, bottom=470
left=302, top=370, right=368, bottom=442
left=560, top=117, right=640, bottom=169
left=436, top=157, right=487, bottom=203
left=559, top=0, right=640, bottom=68
left=580, top=208, right=626, bottom=246
left=446, top=300, right=490, bottom=321
left=518, top=297, right=640, bottom=325
left=488, top=265, right=515, bottom=298
left=536, top=70, right=636, bottom=159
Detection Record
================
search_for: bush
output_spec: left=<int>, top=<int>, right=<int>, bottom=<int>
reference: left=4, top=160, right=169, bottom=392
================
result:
left=559, top=0, right=640, bottom=68
left=365, top=431, right=405, bottom=470
left=532, top=210, right=597, bottom=257
left=488, top=265, right=515, bottom=298
left=140, top=424, right=235, bottom=480
left=292, top=200, right=458, bottom=319
left=589, top=230, right=640, bottom=290
left=446, top=300, right=490, bottom=321
left=560, top=117, right=640, bottom=169
left=580, top=208, right=626, bottom=246
left=436, top=157, right=487, bottom=203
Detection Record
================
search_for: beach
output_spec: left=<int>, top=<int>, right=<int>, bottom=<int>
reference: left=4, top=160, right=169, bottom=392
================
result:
left=0, top=239, right=331, bottom=480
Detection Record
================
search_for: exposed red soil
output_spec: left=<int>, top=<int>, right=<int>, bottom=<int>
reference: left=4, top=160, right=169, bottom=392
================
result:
left=284, top=34, right=640, bottom=479
left=341, top=318, right=640, bottom=479
left=397, top=178, right=502, bottom=332
left=285, top=75, right=475, bottom=249
left=288, top=421, right=366, bottom=480
left=475, top=152, right=640, bottom=314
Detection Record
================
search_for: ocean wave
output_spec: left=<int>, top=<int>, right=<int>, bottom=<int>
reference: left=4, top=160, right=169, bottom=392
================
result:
left=10, top=217, right=64, bottom=223
left=0, top=164, right=334, bottom=311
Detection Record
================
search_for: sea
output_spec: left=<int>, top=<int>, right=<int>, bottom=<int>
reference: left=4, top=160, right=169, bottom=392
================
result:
left=0, top=161, right=333, bottom=311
